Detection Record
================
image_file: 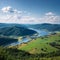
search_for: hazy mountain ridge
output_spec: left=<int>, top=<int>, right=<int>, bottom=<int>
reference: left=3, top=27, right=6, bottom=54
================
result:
left=0, top=23, right=27, bottom=28
left=27, top=23, right=60, bottom=31
left=0, top=23, right=60, bottom=37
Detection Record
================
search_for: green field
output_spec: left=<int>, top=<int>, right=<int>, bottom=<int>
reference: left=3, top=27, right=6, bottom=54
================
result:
left=0, top=33, right=60, bottom=60
left=18, top=33, right=60, bottom=54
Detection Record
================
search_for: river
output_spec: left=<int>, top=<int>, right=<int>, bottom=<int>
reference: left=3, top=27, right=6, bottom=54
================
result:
left=6, top=28, right=50, bottom=47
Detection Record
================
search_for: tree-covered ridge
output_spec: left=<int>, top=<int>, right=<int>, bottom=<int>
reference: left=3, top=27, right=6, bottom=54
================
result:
left=0, top=23, right=60, bottom=32
left=0, top=26, right=37, bottom=36
left=0, top=37, right=18, bottom=46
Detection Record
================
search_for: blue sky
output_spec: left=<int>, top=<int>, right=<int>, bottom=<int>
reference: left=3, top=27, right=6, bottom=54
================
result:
left=0, top=0, right=60, bottom=24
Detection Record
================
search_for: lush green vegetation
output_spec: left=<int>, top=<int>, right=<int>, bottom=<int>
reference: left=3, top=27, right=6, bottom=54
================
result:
left=0, top=37, right=18, bottom=46
left=18, top=33, right=60, bottom=54
left=0, top=33, right=60, bottom=60
left=0, top=26, right=36, bottom=36
left=0, top=46, right=60, bottom=60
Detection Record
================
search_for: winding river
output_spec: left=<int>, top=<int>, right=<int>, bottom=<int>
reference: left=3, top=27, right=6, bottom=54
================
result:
left=6, top=28, right=50, bottom=47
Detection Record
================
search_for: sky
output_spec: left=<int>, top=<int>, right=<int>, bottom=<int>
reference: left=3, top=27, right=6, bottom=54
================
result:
left=0, top=0, right=60, bottom=24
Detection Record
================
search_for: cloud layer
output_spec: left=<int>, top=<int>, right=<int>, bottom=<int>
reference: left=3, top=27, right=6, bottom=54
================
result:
left=0, top=6, right=60, bottom=24
left=1, top=6, right=22, bottom=14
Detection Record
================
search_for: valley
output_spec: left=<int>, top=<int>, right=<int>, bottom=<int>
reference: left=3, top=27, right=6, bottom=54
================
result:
left=0, top=23, right=60, bottom=60
left=18, top=33, right=60, bottom=54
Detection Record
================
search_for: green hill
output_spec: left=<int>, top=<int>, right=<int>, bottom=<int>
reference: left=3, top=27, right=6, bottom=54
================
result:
left=0, top=26, right=37, bottom=36
left=18, top=33, right=60, bottom=54
left=0, top=33, right=60, bottom=60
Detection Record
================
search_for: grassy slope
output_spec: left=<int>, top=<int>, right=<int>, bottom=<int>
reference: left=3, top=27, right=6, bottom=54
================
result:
left=18, top=33, right=60, bottom=54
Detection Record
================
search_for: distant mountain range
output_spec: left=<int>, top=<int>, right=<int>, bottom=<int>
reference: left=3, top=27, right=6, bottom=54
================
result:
left=0, top=23, right=60, bottom=37
left=0, top=23, right=27, bottom=28
left=27, top=23, right=60, bottom=31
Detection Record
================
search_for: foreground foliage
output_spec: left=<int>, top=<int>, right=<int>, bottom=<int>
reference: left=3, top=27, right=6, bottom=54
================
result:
left=0, top=46, right=60, bottom=60
left=0, top=33, right=60, bottom=60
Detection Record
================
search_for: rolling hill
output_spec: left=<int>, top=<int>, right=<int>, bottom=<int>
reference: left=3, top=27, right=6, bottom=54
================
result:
left=27, top=23, right=60, bottom=31
left=0, top=23, right=60, bottom=32
left=0, top=23, right=60, bottom=36
left=0, top=25, right=37, bottom=36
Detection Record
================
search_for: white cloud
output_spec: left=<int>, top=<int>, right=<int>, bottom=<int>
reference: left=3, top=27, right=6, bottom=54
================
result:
left=45, top=12, right=54, bottom=16
left=41, top=12, right=60, bottom=24
left=2, top=6, right=12, bottom=13
left=0, top=6, right=60, bottom=24
left=1, top=6, right=22, bottom=14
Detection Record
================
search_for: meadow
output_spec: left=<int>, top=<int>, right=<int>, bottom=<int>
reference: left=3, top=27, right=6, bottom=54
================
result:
left=18, top=33, right=60, bottom=54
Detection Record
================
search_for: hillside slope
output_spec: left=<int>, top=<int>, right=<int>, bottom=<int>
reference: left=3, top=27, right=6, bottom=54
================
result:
left=0, top=26, right=37, bottom=36
left=18, top=33, right=60, bottom=54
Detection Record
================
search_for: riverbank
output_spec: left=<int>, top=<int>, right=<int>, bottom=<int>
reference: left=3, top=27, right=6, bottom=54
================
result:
left=15, top=33, right=60, bottom=54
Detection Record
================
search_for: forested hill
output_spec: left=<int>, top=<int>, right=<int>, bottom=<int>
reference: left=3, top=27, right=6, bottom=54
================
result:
left=0, top=25, right=37, bottom=36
